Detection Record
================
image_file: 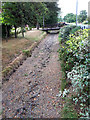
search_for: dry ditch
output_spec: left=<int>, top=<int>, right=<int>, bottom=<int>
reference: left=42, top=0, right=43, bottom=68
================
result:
left=2, top=33, right=62, bottom=118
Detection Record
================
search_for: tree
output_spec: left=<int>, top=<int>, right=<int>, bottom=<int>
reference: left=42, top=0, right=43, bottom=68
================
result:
left=2, top=2, right=61, bottom=39
left=58, top=16, right=63, bottom=22
left=78, top=10, right=87, bottom=23
left=30, top=2, right=48, bottom=29
left=2, top=2, right=24, bottom=38
left=63, top=13, right=76, bottom=23
left=45, top=2, right=61, bottom=25
left=88, top=17, right=90, bottom=24
left=2, top=2, right=48, bottom=34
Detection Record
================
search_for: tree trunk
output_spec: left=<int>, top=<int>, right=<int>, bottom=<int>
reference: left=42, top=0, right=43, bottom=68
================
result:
left=6, top=25, right=8, bottom=42
left=21, top=26, right=24, bottom=38
left=36, top=22, right=39, bottom=30
left=43, top=15, right=45, bottom=28
left=14, top=25, right=17, bottom=38
left=7, top=26, right=11, bottom=37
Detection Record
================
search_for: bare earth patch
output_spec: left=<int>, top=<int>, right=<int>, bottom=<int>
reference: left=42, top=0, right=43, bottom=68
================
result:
left=2, top=30, right=43, bottom=70
left=2, top=34, right=62, bottom=118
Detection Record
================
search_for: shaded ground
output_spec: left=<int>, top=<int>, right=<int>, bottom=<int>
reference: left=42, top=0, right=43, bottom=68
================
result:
left=2, top=33, right=62, bottom=118
left=2, top=30, right=43, bottom=70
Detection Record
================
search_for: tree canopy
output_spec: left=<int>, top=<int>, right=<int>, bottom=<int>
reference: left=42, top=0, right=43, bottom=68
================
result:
left=45, top=2, right=60, bottom=25
left=63, top=13, right=76, bottom=23
left=2, top=3, right=60, bottom=25
left=63, top=10, right=87, bottom=23
left=78, top=10, right=87, bottom=23
left=2, top=2, right=60, bottom=38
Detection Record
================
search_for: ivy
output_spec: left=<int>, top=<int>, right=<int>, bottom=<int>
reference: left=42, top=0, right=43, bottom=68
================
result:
left=58, top=27, right=89, bottom=118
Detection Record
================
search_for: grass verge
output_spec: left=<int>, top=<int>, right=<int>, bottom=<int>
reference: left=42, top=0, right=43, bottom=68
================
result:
left=2, top=30, right=47, bottom=82
left=61, top=98, right=78, bottom=118
left=2, top=30, right=45, bottom=70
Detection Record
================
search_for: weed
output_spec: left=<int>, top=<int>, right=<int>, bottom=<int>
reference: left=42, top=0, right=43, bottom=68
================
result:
left=61, top=98, right=78, bottom=118
left=24, top=73, right=28, bottom=76
left=22, top=50, right=30, bottom=57
left=61, top=78, right=67, bottom=92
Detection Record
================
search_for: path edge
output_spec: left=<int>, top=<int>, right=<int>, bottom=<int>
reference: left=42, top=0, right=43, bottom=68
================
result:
left=2, top=32, right=47, bottom=82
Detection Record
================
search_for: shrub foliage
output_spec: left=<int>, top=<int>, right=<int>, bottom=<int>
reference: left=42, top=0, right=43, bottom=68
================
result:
left=58, top=25, right=89, bottom=118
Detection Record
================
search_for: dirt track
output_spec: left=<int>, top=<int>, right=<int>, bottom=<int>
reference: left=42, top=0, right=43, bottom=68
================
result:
left=2, top=33, right=62, bottom=118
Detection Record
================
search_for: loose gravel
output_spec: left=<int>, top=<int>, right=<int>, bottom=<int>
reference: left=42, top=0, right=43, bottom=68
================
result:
left=2, top=33, right=62, bottom=118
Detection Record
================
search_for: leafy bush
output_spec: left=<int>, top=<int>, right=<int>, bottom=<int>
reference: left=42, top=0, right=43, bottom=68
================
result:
left=25, top=27, right=29, bottom=31
left=59, top=25, right=77, bottom=43
left=70, top=26, right=81, bottom=34
left=83, top=21, right=88, bottom=24
left=58, top=26, right=89, bottom=118
left=17, top=27, right=22, bottom=34
left=10, top=27, right=22, bottom=35
left=67, top=29, right=89, bottom=118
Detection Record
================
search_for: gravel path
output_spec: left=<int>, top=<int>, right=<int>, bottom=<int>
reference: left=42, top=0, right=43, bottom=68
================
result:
left=2, top=33, right=62, bottom=118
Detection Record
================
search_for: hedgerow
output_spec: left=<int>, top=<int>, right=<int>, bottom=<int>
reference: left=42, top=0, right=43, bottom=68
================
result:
left=59, top=25, right=80, bottom=43
left=58, top=25, right=89, bottom=118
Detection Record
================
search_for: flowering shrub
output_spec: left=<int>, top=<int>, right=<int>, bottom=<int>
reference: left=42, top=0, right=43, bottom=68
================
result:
left=58, top=27, right=89, bottom=118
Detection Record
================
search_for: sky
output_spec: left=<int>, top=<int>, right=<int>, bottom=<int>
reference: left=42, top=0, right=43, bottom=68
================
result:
left=58, top=0, right=89, bottom=18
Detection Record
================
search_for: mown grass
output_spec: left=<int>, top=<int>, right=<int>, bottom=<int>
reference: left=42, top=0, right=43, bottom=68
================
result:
left=2, top=30, right=45, bottom=70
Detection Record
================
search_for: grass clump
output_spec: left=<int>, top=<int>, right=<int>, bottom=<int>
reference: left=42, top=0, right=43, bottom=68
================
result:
left=24, top=73, right=28, bottom=76
left=2, top=30, right=46, bottom=70
left=61, top=98, right=78, bottom=118
left=61, top=78, right=67, bottom=92
left=22, top=50, right=30, bottom=57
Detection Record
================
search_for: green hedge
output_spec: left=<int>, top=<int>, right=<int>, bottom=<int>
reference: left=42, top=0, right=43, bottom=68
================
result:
left=58, top=26, right=89, bottom=118
left=59, top=25, right=80, bottom=43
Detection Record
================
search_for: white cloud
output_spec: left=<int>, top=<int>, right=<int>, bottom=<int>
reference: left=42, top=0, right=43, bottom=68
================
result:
left=58, top=0, right=89, bottom=17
